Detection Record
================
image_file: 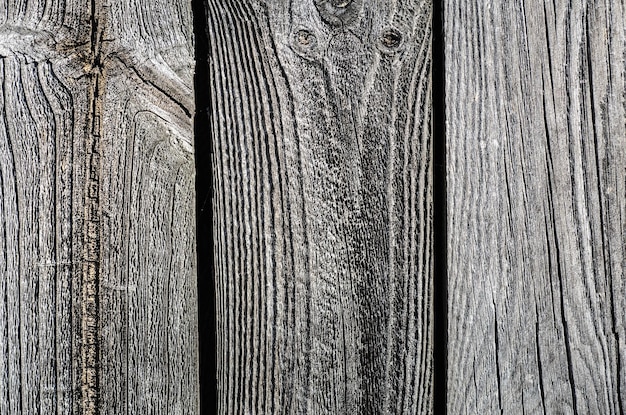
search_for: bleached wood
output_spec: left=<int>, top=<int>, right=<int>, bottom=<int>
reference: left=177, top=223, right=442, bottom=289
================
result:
left=0, top=1, right=198, bottom=414
left=209, top=0, right=433, bottom=413
left=446, top=1, right=626, bottom=413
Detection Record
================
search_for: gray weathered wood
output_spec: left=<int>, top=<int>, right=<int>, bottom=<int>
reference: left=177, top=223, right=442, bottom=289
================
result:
left=210, top=0, right=432, bottom=413
left=446, top=1, right=626, bottom=413
left=0, top=1, right=198, bottom=414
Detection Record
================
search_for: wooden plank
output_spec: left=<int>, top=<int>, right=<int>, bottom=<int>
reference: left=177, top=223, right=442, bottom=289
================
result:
left=446, top=1, right=626, bottom=413
left=0, top=1, right=198, bottom=414
left=209, top=0, right=432, bottom=413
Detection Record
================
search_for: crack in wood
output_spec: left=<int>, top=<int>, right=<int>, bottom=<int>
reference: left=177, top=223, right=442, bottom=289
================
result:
left=81, top=1, right=105, bottom=413
left=0, top=1, right=197, bottom=413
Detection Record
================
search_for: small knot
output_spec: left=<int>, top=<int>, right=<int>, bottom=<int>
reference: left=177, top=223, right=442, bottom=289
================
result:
left=291, top=28, right=319, bottom=60
left=314, top=0, right=361, bottom=27
left=296, top=29, right=316, bottom=47
left=378, top=28, right=404, bottom=53
left=381, top=29, right=402, bottom=48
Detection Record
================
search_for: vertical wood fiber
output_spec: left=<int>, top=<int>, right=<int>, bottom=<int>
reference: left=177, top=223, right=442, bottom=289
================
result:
left=209, top=0, right=433, bottom=413
left=446, top=1, right=626, bottom=413
left=0, top=0, right=198, bottom=413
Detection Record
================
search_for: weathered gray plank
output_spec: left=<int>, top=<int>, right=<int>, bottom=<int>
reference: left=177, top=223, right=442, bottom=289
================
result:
left=0, top=1, right=197, bottom=414
left=209, top=0, right=432, bottom=413
left=446, top=1, right=626, bottom=413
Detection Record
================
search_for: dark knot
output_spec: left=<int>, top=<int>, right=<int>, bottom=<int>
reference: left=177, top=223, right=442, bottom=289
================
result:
left=314, top=0, right=361, bottom=27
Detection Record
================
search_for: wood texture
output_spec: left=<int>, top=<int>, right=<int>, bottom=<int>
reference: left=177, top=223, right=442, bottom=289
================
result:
left=446, top=1, right=626, bottom=413
left=0, top=1, right=198, bottom=414
left=209, top=0, right=433, bottom=413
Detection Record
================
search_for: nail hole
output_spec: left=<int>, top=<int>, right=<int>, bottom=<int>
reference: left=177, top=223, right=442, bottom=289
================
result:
left=380, top=28, right=403, bottom=49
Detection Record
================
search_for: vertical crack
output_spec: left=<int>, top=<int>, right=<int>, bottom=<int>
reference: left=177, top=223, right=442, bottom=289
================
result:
left=535, top=318, right=548, bottom=414
left=191, top=0, right=216, bottom=414
left=432, top=0, right=447, bottom=414
left=82, top=0, right=105, bottom=413
left=493, top=306, right=504, bottom=415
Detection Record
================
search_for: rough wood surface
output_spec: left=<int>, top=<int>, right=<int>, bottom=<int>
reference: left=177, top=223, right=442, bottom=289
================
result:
left=209, top=0, right=432, bottom=413
left=446, top=1, right=626, bottom=413
left=0, top=1, right=198, bottom=414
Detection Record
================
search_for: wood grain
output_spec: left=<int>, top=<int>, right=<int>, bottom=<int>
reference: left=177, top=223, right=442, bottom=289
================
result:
left=446, top=1, right=626, bottom=413
left=0, top=0, right=198, bottom=414
left=209, top=0, right=432, bottom=413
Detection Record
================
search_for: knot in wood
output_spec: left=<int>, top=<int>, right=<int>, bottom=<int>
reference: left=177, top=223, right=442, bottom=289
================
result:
left=329, top=0, right=351, bottom=7
left=314, top=0, right=361, bottom=27
left=378, top=28, right=404, bottom=53
left=296, top=29, right=316, bottom=47
left=291, top=28, right=319, bottom=60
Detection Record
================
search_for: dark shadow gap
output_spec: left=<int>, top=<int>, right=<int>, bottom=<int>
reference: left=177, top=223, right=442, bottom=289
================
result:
left=192, top=0, right=217, bottom=413
left=432, top=0, right=447, bottom=413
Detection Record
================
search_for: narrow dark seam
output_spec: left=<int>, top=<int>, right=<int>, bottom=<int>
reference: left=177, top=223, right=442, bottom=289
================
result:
left=191, top=1, right=216, bottom=414
left=432, top=0, right=447, bottom=414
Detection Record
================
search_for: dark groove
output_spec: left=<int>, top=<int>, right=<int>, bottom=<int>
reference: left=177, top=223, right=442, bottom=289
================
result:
left=191, top=1, right=216, bottom=414
left=535, top=319, right=548, bottom=415
left=493, top=307, right=504, bottom=415
left=124, top=64, right=192, bottom=118
left=432, top=0, right=447, bottom=414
